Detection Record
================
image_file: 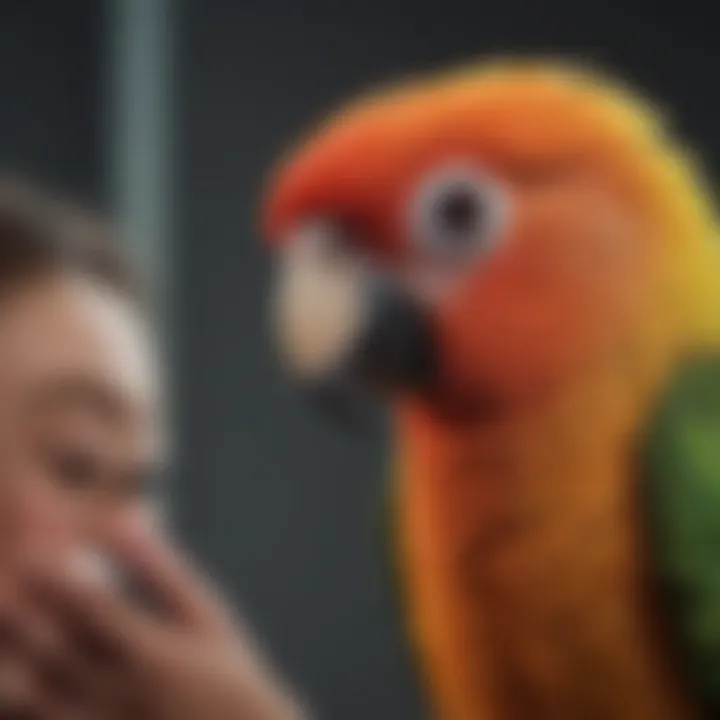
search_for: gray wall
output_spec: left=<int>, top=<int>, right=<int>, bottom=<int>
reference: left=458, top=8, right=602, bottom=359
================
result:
left=0, top=1, right=103, bottom=201
left=175, top=2, right=720, bottom=719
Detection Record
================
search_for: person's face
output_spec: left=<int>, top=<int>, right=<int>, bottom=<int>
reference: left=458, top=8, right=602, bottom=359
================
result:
left=0, top=273, right=163, bottom=567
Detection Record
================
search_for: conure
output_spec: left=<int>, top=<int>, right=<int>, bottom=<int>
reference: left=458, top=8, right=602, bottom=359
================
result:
left=261, top=60, right=720, bottom=720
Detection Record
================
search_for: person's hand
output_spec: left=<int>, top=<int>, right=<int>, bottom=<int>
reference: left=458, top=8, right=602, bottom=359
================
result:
left=14, top=527, right=307, bottom=720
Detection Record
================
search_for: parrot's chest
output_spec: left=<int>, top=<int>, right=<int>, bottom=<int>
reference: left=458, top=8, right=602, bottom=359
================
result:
left=397, top=415, right=690, bottom=720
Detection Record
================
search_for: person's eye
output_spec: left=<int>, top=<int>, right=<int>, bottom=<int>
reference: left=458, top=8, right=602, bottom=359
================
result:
left=44, top=446, right=102, bottom=490
left=410, top=163, right=512, bottom=262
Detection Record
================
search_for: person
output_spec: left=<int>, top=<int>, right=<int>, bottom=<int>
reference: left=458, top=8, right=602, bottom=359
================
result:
left=0, top=178, right=304, bottom=719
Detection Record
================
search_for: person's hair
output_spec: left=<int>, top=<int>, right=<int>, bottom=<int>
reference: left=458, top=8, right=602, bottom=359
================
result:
left=0, top=177, right=137, bottom=299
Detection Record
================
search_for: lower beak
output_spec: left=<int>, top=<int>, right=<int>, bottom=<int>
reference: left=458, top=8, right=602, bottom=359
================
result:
left=272, top=243, right=437, bottom=416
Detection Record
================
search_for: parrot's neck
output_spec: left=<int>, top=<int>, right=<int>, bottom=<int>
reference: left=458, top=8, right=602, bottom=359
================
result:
left=391, top=356, right=688, bottom=720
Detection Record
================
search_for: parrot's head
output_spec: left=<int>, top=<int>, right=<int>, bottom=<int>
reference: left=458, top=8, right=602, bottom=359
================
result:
left=262, top=61, right=718, bottom=422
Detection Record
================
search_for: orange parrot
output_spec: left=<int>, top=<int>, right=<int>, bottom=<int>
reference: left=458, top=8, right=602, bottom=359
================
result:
left=261, top=60, right=720, bottom=719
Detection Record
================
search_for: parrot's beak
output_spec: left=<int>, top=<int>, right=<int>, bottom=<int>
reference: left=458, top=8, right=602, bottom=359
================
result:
left=271, top=222, right=437, bottom=416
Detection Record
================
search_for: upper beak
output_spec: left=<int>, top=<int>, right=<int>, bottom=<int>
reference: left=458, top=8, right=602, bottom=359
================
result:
left=271, top=222, right=437, bottom=414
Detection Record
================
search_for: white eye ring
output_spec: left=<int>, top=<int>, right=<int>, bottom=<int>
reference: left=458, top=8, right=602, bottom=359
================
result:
left=409, top=163, right=512, bottom=262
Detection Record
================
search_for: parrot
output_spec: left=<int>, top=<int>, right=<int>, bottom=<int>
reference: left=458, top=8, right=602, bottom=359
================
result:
left=260, top=59, right=720, bottom=720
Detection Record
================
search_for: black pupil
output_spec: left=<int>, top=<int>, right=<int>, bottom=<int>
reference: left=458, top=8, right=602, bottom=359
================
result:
left=437, top=185, right=481, bottom=238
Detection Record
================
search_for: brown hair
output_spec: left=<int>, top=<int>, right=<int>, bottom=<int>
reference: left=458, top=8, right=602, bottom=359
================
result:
left=0, top=177, right=136, bottom=298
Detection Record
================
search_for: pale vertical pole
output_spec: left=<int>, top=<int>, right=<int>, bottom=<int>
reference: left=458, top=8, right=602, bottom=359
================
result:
left=108, top=0, right=173, bottom=326
left=108, top=0, right=175, bottom=508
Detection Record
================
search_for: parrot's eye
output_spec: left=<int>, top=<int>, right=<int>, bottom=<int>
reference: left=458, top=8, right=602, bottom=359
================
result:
left=411, top=165, right=510, bottom=262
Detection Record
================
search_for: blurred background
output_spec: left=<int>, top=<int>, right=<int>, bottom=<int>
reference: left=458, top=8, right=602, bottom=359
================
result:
left=0, top=2, right=717, bottom=718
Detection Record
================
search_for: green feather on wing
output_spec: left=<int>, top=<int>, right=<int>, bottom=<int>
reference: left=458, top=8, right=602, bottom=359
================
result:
left=643, top=354, right=720, bottom=716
